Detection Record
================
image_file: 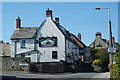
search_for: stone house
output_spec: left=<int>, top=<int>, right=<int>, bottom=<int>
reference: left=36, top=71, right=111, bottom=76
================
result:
left=89, top=32, right=109, bottom=49
left=89, top=32, right=120, bottom=50
left=10, top=9, right=86, bottom=64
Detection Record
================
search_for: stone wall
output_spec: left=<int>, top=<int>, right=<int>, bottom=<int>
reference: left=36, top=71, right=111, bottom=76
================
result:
left=1, top=57, right=66, bottom=73
left=1, top=57, right=83, bottom=73
left=0, top=43, right=11, bottom=56
left=29, top=62, right=65, bottom=73
left=1, top=57, right=30, bottom=72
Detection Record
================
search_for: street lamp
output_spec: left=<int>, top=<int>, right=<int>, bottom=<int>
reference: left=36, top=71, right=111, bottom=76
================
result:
left=95, top=7, right=112, bottom=47
left=95, top=7, right=113, bottom=65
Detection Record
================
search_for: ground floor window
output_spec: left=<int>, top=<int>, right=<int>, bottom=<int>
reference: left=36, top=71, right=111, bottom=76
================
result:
left=52, top=51, right=58, bottom=59
left=15, top=54, right=25, bottom=57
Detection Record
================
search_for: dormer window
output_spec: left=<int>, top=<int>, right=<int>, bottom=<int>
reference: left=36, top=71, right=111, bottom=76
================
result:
left=21, top=40, right=26, bottom=48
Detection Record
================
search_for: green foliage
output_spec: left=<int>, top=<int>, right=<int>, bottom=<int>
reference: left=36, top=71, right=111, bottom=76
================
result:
left=114, top=51, right=120, bottom=64
left=90, top=49, right=98, bottom=61
left=111, top=64, right=120, bottom=78
left=83, top=61, right=89, bottom=64
left=96, top=49, right=109, bottom=67
left=90, top=48, right=109, bottom=71
left=92, top=59, right=102, bottom=66
left=1, top=55, right=10, bottom=58
left=48, top=63, right=62, bottom=65
left=111, top=50, right=120, bottom=79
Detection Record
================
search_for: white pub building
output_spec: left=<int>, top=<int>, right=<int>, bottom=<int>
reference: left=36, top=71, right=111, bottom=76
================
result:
left=11, top=9, right=86, bottom=65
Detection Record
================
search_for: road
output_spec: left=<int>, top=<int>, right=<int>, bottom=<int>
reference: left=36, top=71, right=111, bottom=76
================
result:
left=1, top=72, right=110, bottom=80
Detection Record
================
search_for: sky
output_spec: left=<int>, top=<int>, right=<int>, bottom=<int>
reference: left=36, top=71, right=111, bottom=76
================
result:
left=118, top=2, right=120, bottom=44
left=2, top=2, right=119, bottom=46
left=1, top=0, right=120, bottom=2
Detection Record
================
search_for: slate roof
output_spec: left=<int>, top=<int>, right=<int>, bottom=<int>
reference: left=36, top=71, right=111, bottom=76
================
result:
left=11, top=27, right=39, bottom=40
left=16, top=50, right=39, bottom=55
left=115, top=43, right=120, bottom=46
left=102, top=39, right=109, bottom=45
left=11, top=19, right=86, bottom=48
left=52, top=20, right=76, bottom=45
left=89, top=38, right=109, bottom=47
left=52, top=20, right=86, bottom=48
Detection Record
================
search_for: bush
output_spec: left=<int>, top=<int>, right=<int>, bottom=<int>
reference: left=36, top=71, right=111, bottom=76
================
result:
left=111, top=50, right=120, bottom=79
left=79, top=61, right=94, bottom=72
left=90, top=48, right=109, bottom=71
left=92, top=59, right=102, bottom=66
left=111, top=64, right=120, bottom=78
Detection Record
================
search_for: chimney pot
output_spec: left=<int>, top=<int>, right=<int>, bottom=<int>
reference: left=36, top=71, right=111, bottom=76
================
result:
left=96, top=32, right=101, bottom=36
left=16, top=17, right=21, bottom=28
left=78, top=33, right=81, bottom=40
left=55, top=17, right=59, bottom=24
left=0, top=41, right=4, bottom=44
left=96, top=32, right=102, bottom=39
left=46, top=8, right=52, bottom=19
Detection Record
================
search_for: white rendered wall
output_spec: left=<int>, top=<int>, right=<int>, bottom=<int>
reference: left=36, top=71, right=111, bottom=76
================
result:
left=25, top=51, right=38, bottom=62
left=11, top=40, right=15, bottom=57
left=66, top=39, right=79, bottom=63
left=37, top=17, right=65, bottom=62
left=11, top=39, right=35, bottom=57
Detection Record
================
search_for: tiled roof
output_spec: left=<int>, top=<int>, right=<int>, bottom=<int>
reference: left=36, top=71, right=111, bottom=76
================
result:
left=71, top=34, right=86, bottom=48
left=11, top=27, right=39, bottom=40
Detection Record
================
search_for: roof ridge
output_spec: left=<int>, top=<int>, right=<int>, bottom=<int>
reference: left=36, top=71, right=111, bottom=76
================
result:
left=20, top=27, right=40, bottom=29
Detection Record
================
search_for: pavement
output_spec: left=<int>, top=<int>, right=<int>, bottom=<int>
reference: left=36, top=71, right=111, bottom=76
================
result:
left=92, top=72, right=110, bottom=80
left=1, top=72, right=110, bottom=79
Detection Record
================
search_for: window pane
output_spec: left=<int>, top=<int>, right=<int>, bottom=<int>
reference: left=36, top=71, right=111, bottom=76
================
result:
left=97, top=43, right=102, bottom=47
left=21, top=40, right=26, bottom=48
left=52, top=51, right=58, bottom=59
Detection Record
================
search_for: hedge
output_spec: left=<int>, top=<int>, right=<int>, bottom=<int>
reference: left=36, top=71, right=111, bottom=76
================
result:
left=110, top=50, right=120, bottom=79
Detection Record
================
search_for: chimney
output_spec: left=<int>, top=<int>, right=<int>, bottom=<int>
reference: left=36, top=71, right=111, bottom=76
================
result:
left=0, top=41, right=4, bottom=44
left=78, top=33, right=81, bottom=40
left=16, top=17, right=21, bottom=28
left=112, top=37, right=115, bottom=43
left=96, top=32, right=101, bottom=39
left=46, top=8, right=52, bottom=19
left=6, top=42, right=9, bottom=44
left=55, top=17, right=59, bottom=24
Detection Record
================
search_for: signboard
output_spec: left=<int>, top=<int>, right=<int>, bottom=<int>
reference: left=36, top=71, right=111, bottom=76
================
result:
left=107, top=47, right=116, bottom=53
left=19, top=63, right=29, bottom=67
left=39, top=37, right=57, bottom=47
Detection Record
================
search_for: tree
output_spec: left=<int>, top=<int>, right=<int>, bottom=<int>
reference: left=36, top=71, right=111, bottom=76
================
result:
left=95, top=49, right=109, bottom=67
left=90, top=48, right=109, bottom=71
left=90, top=48, right=98, bottom=62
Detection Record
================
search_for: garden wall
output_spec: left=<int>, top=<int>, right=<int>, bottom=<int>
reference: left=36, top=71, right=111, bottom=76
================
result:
left=1, top=57, right=30, bottom=72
